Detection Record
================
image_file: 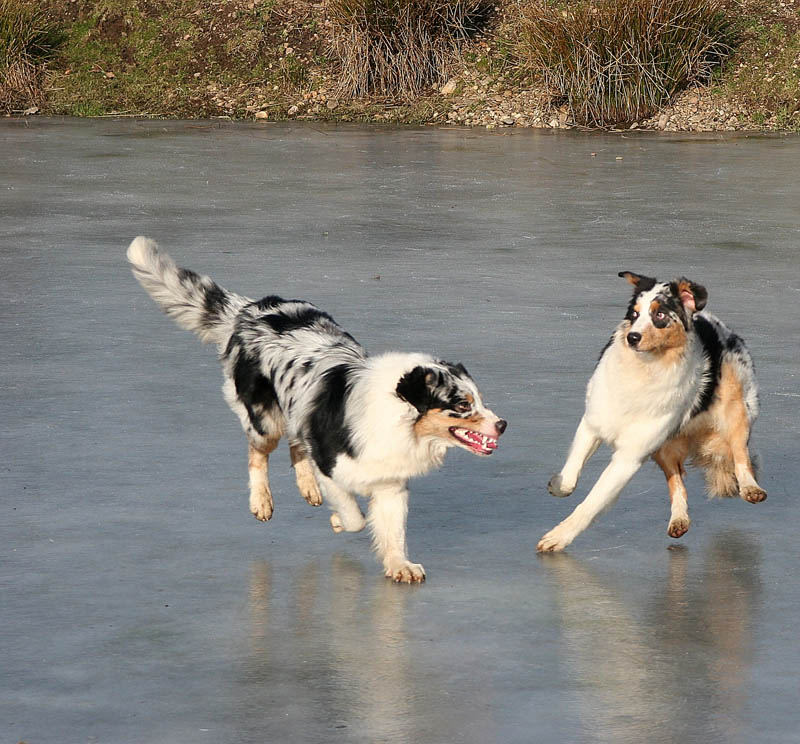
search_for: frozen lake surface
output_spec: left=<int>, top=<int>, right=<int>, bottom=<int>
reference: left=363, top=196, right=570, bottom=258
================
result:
left=2, top=118, right=799, bottom=743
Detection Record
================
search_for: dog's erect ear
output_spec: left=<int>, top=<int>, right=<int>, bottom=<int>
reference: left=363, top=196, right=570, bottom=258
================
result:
left=618, top=271, right=657, bottom=291
left=396, top=366, right=439, bottom=414
left=441, top=360, right=469, bottom=379
left=676, top=278, right=708, bottom=313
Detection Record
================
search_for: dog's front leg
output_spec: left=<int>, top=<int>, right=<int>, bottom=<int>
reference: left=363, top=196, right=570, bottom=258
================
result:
left=538, top=453, right=643, bottom=552
left=548, top=416, right=601, bottom=497
left=319, top=476, right=366, bottom=534
left=368, top=483, right=424, bottom=584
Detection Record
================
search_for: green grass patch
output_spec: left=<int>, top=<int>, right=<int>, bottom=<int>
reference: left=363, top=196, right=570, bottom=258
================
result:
left=46, top=0, right=325, bottom=118
left=719, top=18, right=800, bottom=130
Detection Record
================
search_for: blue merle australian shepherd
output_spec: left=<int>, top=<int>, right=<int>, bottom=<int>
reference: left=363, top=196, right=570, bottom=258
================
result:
left=538, top=271, right=766, bottom=552
left=128, top=237, right=506, bottom=582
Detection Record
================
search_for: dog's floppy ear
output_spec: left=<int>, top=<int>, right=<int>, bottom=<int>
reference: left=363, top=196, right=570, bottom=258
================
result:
left=675, top=278, right=708, bottom=313
left=618, top=271, right=657, bottom=291
left=396, top=366, right=439, bottom=414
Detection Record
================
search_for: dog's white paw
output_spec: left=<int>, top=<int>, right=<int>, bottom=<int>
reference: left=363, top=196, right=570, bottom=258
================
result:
left=548, top=474, right=575, bottom=498
left=385, top=561, right=426, bottom=584
left=668, top=516, right=690, bottom=538
left=298, top=474, right=323, bottom=507
left=250, top=487, right=273, bottom=522
left=329, top=512, right=366, bottom=533
left=537, top=525, right=575, bottom=553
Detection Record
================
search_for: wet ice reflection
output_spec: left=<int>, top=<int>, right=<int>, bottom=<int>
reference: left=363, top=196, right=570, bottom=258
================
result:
left=3, top=119, right=799, bottom=744
left=543, top=533, right=761, bottom=744
left=242, top=555, right=422, bottom=743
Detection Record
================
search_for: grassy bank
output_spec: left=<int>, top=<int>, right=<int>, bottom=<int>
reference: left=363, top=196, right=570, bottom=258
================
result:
left=2, top=0, right=799, bottom=130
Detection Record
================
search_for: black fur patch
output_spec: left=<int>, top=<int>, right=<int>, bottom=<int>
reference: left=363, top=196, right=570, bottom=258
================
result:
left=442, top=361, right=469, bottom=379
left=233, top=348, right=281, bottom=436
left=726, top=333, right=745, bottom=353
left=251, top=295, right=286, bottom=311
left=396, top=366, right=449, bottom=414
left=619, top=271, right=657, bottom=292
left=203, top=283, right=228, bottom=319
left=261, top=307, right=334, bottom=336
left=624, top=295, right=641, bottom=323
left=651, top=298, right=680, bottom=328
left=178, top=268, right=200, bottom=283
left=662, top=285, right=692, bottom=328
left=691, top=315, right=723, bottom=416
left=597, top=334, right=615, bottom=363
left=307, top=364, right=356, bottom=477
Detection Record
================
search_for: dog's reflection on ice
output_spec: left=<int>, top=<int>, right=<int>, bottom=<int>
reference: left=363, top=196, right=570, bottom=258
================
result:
left=541, top=532, right=762, bottom=744
left=244, top=554, right=423, bottom=743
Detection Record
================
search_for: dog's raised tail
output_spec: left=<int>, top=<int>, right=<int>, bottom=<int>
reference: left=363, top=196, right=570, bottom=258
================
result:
left=127, top=237, right=245, bottom=344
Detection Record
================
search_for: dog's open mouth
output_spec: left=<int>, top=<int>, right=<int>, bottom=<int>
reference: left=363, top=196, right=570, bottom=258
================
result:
left=449, top=427, right=498, bottom=455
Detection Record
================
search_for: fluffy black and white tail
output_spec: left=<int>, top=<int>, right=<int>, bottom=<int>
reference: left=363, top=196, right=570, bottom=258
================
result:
left=127, top=237, right=247, bottom=345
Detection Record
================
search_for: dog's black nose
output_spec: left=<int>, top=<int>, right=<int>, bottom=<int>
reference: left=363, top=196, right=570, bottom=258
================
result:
left=495, top=419, right=507, bottom=435
left=627, top=332, right=642, bottom=347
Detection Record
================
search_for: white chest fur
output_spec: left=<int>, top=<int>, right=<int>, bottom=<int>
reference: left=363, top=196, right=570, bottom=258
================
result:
left=585, top=333, right=704, bottom=454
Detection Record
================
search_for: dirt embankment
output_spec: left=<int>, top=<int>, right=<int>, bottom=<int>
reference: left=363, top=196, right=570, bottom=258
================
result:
left=7, top=0, right=800, bottom=131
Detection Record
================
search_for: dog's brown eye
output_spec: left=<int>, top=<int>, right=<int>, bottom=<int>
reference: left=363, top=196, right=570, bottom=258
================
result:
left=454, top=401, right=471, bottom=413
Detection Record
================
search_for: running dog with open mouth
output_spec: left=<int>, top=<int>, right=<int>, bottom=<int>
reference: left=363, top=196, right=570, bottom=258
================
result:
left=127, top=237, right=506, bottom=582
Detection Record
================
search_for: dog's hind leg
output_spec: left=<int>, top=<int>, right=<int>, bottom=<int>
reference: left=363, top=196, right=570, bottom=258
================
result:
left=368, top=483, right=424, bottom=583
left=538, top=453, right=642, bottom=552
left=718, top=364, right=767, bottom=504
left=548, top=416, right=601, bottom=497
left=319, top=476, right=366, bottom=534
left=248, top=438, right=280, bottom=521
left=653, top=437, right=691, bottom=538
left=289, top=443, right=323, bottom=507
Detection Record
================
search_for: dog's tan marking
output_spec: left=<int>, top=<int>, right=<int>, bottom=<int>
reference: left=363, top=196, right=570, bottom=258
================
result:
left=638, top=313, right=686, bottom=357
left=413, top=408, right=449, bottom=439
left=289, top=443, right=323, bottom=506
left=659, top=362, right=766, bottom=502
left=717, top=362, right=766, bottom=502
left=413, top=409, right=494, bottom=440
left=248, top=438, right=280, bottom=521
left=653, top=437, right=691, bottom=538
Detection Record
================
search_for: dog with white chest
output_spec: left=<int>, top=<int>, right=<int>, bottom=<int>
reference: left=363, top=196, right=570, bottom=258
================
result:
left=127, top=237, right=506, bottom=582
left=538, top=271, right=766, bottom=553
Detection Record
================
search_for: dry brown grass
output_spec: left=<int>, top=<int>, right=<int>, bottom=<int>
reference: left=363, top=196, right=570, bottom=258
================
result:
left=0, top=0, right=63, bottom=112
left=327, top=0, right=494, bottom=98
left=516, top=0, right=735, bottom=126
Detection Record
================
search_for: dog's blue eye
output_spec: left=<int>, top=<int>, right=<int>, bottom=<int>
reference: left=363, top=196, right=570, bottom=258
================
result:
left=631, top=311, right=639, bottom=320
left=656, top=312, right=666, bottom=320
